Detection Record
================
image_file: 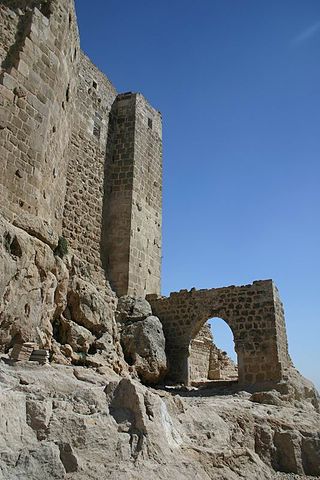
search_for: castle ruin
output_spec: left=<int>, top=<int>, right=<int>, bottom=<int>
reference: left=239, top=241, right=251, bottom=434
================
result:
left=0, top=0, right=293, bottom=387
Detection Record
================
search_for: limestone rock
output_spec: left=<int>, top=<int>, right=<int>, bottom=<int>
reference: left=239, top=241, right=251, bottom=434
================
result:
left=117, top=295, right=152, bottom=324
left=250, top=390, right=284, bottom=407
left=67, top=276, right=115, bottom=335
left=105, top=377, right=182, bottom=459
left=13, top=212, right=59, bottom=249
left=26, top=398, right=53, bottom=433
left=121, top=316, right=167, bottom=384
left=0, top=360, right=319, bottom=479
left=0, top=216, right=61, bottom=351
left=301, top=434, right=320, bottom=476
left=0, top=215, right=124, bottom=372
left=94, top=332, right=114, bottom=352
left=55, top=317, right=95, bottom=353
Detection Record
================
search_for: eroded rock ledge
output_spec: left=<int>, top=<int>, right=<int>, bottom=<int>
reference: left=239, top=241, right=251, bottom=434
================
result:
left=0, top=361, right=319, bottom=480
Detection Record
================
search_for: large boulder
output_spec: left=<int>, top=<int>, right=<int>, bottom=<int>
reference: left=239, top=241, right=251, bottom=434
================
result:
left=116, top=295, right=152, bottom=325
left=121, top=316, right=167, bottom=384
left=54, top=317, right=95, bottom=354
left=67, top=276, right=115, bottom=335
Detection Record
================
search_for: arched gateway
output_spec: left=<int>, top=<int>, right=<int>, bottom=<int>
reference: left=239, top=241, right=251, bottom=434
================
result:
left=147, top=280, right=291, bottom=387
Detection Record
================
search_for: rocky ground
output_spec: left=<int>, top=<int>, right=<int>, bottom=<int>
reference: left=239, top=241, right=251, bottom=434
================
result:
left=1, top=215, right=319, bottom=479
left=0, top=359, right=319, bottom=480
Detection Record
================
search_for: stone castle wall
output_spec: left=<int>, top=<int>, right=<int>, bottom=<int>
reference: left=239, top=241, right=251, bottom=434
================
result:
left=62, top=52, right=117, bottom=272
left=104, top=93, right=162, bottom=296
left=1, top=0, right=79, bottom=236
left=0, top=0, right=162, bottom=296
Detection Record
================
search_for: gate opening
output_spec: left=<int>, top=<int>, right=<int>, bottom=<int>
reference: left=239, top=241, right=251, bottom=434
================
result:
left=189, top=317, right=238, bottom=385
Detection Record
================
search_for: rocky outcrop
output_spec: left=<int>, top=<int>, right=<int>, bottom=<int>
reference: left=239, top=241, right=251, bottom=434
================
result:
left=117, top=295, right=152, bottom=324
left=117, top=296, right=167, bottom=384
left=0, top=215, right=63, bottom=351
left=0, top=360, right=319, bottom=480
left=121, top=316, right=167, bottom=384
left=0, top=215, right=125, bottom=374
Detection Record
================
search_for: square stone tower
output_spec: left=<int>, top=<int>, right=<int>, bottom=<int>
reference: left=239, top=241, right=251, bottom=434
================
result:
left=104, top=92, right=162, bottom=297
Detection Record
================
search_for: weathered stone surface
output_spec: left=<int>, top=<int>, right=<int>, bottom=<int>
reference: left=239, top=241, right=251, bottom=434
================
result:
left=0, top=216, right=61, bottom=351
left=13, top=212, right=59, bottom=249
left=301, top=434, right=320, bottom=476
left=94, top=332, right=114, bottom=352
left=57, top=317, right=95, bottom=354
left=0, top=214, right=124, bottom=372
left=250, top=390, right=284, bottom=407
left=121, top=316, right=167, bottom=384
left=67, top=276, right=114, bottom=335
left=0, top=360, right=319, bottom=480
left=105, top=377, right=182, bottom=459
left=26, top=398, right=53, bottom=432
left=273, top=430, right=304, bottom=474
left=117, top=295, right=152, bottom=324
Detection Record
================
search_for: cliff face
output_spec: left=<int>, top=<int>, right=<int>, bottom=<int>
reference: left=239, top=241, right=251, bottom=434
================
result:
left=1, top=2, right=320, bottom=479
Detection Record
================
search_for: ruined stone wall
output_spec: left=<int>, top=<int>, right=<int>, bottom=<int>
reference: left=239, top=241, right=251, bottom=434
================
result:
left=189, top=323, right=213, bottom=382
left=104, top=93, right=162, bottom=297
left=208, top=346, right=238, bottom=381
left=272, top=282, right=291, bottom=369
left=190, top=322, right=238, bottom=383
left=0, top=0, right=79, bottom=238
left=62, top=52, right=117, bottom=273
left=148, top=280, right=291, bottom=386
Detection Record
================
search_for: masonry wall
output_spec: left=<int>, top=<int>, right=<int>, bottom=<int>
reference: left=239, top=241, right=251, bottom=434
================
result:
left=62, top=52, right=117, bottom=273
left=104, top=93, right=162, bottom=297
left=148, top=280, right=291, bottom=386
left=189, top=323, right=213, bottom=382
left=0, top=0, right=162, bottom=297
left=0, top=0, right=79, bottom=237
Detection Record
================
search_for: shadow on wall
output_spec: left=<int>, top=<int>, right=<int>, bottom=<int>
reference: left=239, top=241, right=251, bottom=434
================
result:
left=100, top=101, right=115, bottom=284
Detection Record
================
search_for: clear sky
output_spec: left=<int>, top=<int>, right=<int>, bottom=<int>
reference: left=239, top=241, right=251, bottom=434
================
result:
left=75, top=1, right=320, bottom=389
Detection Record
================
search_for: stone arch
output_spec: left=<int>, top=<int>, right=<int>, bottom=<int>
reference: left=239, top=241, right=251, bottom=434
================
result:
left=147, top=280, right=291, bottom=387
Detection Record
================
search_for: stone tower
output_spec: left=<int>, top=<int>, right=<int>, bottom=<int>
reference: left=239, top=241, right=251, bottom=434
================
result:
left=104, top=93, right=162, bottom=297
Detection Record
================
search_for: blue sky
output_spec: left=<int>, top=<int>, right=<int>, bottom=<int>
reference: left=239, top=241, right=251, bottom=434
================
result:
left=75, top=1, right=320, bottom=388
